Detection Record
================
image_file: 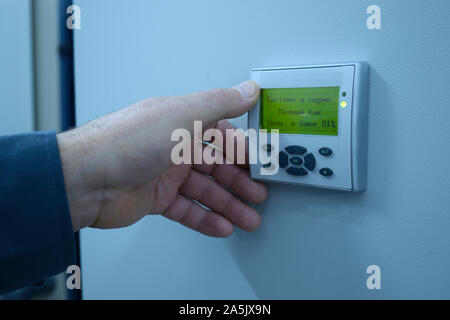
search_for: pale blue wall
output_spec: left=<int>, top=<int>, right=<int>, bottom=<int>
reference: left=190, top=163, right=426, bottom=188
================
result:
left=75, top=0, right=450, bottom=299
left=0, top=0, right=34, bottom=135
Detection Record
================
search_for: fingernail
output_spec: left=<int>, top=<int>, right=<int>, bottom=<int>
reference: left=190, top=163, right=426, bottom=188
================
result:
left=234, top=81, right=258, bottom=99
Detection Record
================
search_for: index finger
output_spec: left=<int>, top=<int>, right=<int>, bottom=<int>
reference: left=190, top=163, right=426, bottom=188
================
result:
left=203, top=120, right=249, bottom=168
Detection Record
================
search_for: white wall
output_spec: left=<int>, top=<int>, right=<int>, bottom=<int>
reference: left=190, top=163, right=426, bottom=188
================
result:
left=0, top=0, right=34, bottom=135
left=76, top=0, right=450, bottom=299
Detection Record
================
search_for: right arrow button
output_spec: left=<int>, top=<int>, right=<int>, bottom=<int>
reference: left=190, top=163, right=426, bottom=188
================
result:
left=304, top=153, right=316, bottom=171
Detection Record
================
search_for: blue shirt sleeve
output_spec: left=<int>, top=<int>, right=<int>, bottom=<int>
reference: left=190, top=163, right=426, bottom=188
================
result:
left=0, top=131, right=76, bottom=294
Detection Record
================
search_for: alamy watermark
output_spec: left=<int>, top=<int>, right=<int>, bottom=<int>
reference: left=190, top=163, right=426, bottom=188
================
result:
left=66, top=263, right=382, bottom=291
left=66, top=4, right=381, bottom=31
left=367, top=5, right=381, bottom=30
left=66, top=265, right=81, bottom=290
left=66, top=5, right=81, bottom=30
left=366, top=265, right=381, bottom=290
left=170, top=121, right=279, bottom=175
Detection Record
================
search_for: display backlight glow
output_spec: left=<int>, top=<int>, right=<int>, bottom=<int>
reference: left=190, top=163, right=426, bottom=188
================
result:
left=260, top=87, right=340, bottom=135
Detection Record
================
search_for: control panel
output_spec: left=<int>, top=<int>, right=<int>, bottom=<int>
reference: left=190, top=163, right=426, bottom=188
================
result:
left=248, top=63, right=369, bottom=191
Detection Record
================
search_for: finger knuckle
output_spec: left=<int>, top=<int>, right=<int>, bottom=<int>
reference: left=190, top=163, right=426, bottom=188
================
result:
left=210, top=88, right=231, bottom=106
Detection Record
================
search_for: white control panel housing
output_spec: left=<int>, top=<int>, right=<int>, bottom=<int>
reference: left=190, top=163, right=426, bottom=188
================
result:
left=248, top=62, right=369, bottom=191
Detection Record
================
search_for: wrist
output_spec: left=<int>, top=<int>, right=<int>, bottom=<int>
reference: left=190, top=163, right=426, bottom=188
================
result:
left=57, top=129, right=104, bottom=232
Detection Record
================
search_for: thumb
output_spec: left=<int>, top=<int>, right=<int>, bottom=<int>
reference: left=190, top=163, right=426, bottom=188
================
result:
left=183, top=80, right=259, bottom=125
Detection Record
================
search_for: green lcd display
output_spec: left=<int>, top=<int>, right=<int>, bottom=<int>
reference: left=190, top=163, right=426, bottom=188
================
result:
left=260, top=87, right=340, bottom=135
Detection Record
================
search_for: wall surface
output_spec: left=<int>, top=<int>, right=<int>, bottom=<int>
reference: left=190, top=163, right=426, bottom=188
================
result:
left=75, top=0, right=450, bottom=299
left=0, top=0, right=34, bottom=135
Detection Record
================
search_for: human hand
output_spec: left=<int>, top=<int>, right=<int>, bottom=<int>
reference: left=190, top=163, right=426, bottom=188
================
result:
left=57, top=81, right=268, bottom=237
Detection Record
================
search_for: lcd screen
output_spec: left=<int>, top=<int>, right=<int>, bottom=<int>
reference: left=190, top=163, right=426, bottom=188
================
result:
left=260, top=87, right=340, bottom=135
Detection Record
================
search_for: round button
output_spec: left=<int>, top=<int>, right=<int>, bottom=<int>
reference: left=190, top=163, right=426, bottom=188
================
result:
left=290, top=156, right=303, bottom=166
left=319, top=168, right=333, bottom=177
left=319, top=147, right=333, bottom=156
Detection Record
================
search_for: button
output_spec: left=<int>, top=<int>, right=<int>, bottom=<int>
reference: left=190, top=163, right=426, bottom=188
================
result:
left=262, top=162, right=272, bottom=169
left=279, top=151, right=288, bottom=168
left=319, top=168, right=333, bottom=177
left=304, top=153, right=316, bottom=171
left=319, top=147, right=333, bottom=156
left=285, top=145, right=307, bottom=155
left=290, top=156, right=303, bottom=166
left=263, top=144, right=274, bottom=152
left=287, top=167, right=308, bottom=176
